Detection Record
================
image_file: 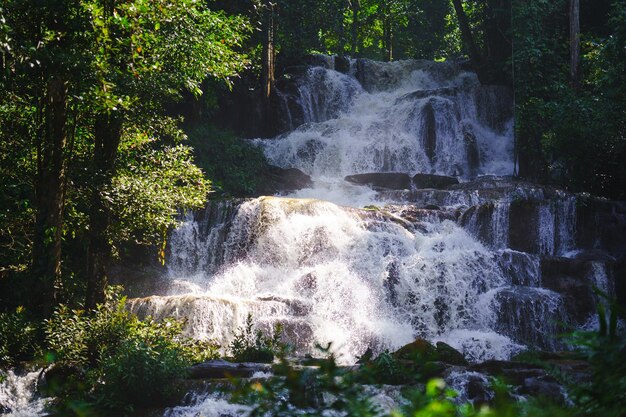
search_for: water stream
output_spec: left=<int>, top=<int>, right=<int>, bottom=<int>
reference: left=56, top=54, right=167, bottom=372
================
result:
left=129, top=57, right=609, bottom=366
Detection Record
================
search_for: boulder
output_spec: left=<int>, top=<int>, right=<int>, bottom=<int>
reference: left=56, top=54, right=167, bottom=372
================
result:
left=257, top=166, right=313, bottom=195
left=412, top=173, right=459, bottom=190
left=334, top=55, right=351, bottom=74
left=344, top=172, right=412, bottom=190
left=188, top=359, right=272, bottom=379
left=392, top=338, right=437, bottom=361
left=435, top=342, right=468, bottom=366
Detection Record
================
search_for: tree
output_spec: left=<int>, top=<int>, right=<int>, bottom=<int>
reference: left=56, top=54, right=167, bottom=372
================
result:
left=1, top=0, right=250, bottom=314
left=570, top=0, right=580, bottom=88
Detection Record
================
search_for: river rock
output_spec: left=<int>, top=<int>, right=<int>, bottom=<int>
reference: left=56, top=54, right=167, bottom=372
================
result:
left=435, top=342, right=468, bottom=366
left=257, top=165, right=312, bottom=195
left=412, top=174, right=459, bottom=189
left=188, top=359, right=272, bottom=379
left=392, top=338, right=437, bottom=361
left=540, top=257, right=597, bottom=325
left=344, top=173, right=412, bottom=190
left=397, top=87, right=458, bottom=103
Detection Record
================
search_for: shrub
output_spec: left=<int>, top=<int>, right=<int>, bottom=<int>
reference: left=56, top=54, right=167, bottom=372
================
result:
left=0, top=306, right=39, bottom=365
left=44, top=288, right=212, bottom=414
left=229, top=313, right=282, bottom=363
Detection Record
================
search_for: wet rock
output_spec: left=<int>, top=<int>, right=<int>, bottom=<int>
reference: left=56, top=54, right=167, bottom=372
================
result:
left=518, top=375, right=565, bottom=400
left=576, top=197, right=626, bottom=259
left=491, top=287, right=566, bottom=350
left=420, top=101, right=437, bottom=162
left=436, top=342, right=469, bottom=366
left=344, top=172, right=412, bottom=190
left=473, top=85, right=514, bottom=132
left=508, top=198, right=540, bottom=253
left=188, top=360, right=272, bottom=379
left=540, top=257, right=596, bottom=325
left=412, top=174, right=459, bottom=189
left=334, top=55, right=351, bottom=74
left=392, top=338, right=437, bottom=361
left=470, top=360, right=545, bottom=385
left=257, top=166, right=313, bottom=195
left=397, top=87, right=458, bottom=103
left=459, top=204, right=494, bottom=245
left=463, top=125, right=480, bottom=176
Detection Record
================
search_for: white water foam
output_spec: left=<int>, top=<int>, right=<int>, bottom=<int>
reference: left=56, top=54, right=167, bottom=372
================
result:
left=0, top=369, right=50, bottom=417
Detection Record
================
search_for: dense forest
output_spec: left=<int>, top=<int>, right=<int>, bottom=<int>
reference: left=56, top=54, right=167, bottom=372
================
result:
left=1, top=0, right=625, bottom=416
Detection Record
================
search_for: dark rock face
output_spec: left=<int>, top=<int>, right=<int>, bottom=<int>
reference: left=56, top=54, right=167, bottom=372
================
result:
left=334, top=55, right=351, bottom=74
left=492, top=287, right=566, bottom=350
left=473, top=85, right=514, bottom=133
left=412, top=173, right=459, bottom=189
left=463, top=125, right=480, bottom=176
left=421, top=101, right=437, bottom=162
left=344, top=172, right=412, bottom=190
left=540, top=257, right=598, bottom=325
left=188, top=359, right=272, bottom=379
left=508, top=199, right=540, bottom=254
left=257, top=166, right=313, bottom=195
left=459, top=204, right=494, bottom=245
left=576, top=198, right=626, bottom=259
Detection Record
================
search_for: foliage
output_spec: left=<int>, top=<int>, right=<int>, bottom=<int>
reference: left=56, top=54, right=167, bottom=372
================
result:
left=233, top=343, right=380, bottom=416
left=0, top=306, right=39, bottom=365
left=513, top=0, right=626, bottom=198
left=187, top=125, right=268, bottom=197
left=356, top=350, right=418, bottom=385
left=44, top=287, right=211, bottom=414
left=564, top=295, right=626, bottom=417
left=229, top=313, right=283, bottom=363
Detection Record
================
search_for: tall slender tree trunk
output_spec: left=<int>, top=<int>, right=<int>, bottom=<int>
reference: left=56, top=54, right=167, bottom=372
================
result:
left=261, top=2, right=277, bottom=134
left=350, top=0, right=360, bottom=56
left=85, top=113, right=122, bottom=310
left=31, top=76, right=68, bottom=317
left=383, top=19, right=393, bottom=62
left=569, top=0, right=580, bottom=88
left=452, top=0, right=485, bottom=80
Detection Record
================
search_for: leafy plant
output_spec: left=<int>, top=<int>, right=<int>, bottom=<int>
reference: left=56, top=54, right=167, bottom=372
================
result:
left=229, top=313, right=283, bottom=363
left=0, top=306, right=40, bottom=365
left=186, top=125, right=268, bottom=197
left=232, top=343, right=380, bottom=417
left=44, top=287, right=210, bottom=414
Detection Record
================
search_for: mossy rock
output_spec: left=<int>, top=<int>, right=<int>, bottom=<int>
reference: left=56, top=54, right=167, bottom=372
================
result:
left=435, top=342, right=468, bottom=366
left=392, top=338, right=437, bottom=362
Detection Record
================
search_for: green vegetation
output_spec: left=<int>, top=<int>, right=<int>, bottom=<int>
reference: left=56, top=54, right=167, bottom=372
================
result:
left=514, top=0, right=626, bottom=199
left=41, top=288, right=217, bottom=415
left=187, top=126, right=268, bottom=197
left=229, top=313, right=283, bottom=363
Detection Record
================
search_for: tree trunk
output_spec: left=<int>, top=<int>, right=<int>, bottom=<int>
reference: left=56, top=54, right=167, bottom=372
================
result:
left=261, top=2, right=277, bottom=134
left=452, top=0, right=485, bottom=80
left=381, top=1, right=393, bottom=62
left=350, top=0, right=360, bottom=56
left=85, top=113, right=122, bottom=310
left=569, top=0, right=580, bottom=88
left=31, top=76, right=68, bottom=317
left=484, top=0, right=512, bottom=85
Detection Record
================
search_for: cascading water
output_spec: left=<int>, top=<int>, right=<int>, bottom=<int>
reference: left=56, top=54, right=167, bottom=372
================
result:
left=132, top=56, right=619, bottom=368
left=0, top=369, right=50, bottom=417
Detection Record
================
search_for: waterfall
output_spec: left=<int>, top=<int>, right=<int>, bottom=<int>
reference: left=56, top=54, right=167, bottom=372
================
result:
left=0, top=369, right=50, bottom=417
left=129, top=57, right=620, bottom=366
